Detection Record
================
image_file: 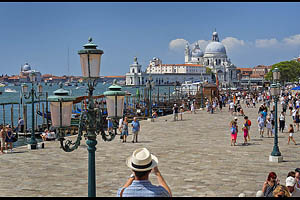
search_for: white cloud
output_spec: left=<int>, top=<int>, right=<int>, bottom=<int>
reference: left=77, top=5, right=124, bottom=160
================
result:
left=221, top=37, right=245, bottom=51
left=282, top=34, right=300, bottom=46
left=255, top=38, right=278, bottom=48
left=169, top=38, right=188, bottom=52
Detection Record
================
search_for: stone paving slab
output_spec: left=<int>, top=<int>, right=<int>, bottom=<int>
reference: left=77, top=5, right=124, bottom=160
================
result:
left=0, top=103, right=299, bottom=197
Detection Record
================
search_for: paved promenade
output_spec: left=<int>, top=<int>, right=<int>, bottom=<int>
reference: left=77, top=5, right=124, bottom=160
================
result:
left=0, top=104, right=300, bottom=197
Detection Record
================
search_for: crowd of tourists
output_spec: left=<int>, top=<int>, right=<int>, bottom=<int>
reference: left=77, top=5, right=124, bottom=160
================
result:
left=252, top=169, right=300, bottom=197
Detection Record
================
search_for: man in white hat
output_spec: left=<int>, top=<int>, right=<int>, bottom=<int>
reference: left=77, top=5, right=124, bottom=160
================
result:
left=117, top=148, right=172, bottom=197
left=286, top=176, right=300, bottom=196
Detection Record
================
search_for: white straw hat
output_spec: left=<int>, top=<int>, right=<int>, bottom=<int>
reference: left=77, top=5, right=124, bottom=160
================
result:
left=126, top=148, right=158, bottom=171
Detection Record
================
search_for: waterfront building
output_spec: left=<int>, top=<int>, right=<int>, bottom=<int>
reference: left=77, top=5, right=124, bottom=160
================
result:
left=19, top=63, right=42, bottom=82
left=185, top=30, right=239, bottom=87
left=125, top=30, right=238, bottom=87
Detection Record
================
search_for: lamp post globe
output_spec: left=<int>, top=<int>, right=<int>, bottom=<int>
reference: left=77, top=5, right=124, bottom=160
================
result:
left=103, top=80, right=126, bottom=121
left=78, top=37, right=104, bottom=79
left=47, top=83, right=76, bottom=128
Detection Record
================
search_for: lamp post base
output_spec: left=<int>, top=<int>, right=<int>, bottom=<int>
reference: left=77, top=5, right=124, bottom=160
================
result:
left=27, top=144, right=37, bottom=150
left=269, top=155, right=283, bottom=163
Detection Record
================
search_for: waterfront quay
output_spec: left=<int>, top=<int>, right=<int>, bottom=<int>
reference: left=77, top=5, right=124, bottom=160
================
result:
left=0, top=105, right=299, bottom=197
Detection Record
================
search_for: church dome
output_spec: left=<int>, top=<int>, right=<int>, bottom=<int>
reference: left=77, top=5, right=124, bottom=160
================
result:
left=21, top=63, right=31, bottom=71
left=205, top=42, right=226, bottom=54
left=192, top=48, right=204, bottom=57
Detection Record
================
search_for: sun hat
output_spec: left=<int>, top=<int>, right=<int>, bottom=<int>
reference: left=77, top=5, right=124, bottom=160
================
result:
left=238, top=193, right=245, bottom=197
left=234, top=117, right=238, bottom=120
left=126, top=148, right=158, bottom=172
left=256, top=190, right=264, bottom=197
left=286, top=176, right=296, bottom=187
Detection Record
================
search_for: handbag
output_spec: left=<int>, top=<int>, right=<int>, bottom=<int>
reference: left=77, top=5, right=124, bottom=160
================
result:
left=12, top=135, right=18, bottom=143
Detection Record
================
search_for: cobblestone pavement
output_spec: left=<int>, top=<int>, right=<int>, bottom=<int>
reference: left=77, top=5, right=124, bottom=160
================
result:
left=0, top=103, right=299, bottom=197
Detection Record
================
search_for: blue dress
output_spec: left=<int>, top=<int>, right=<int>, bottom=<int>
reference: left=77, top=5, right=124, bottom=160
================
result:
left=121, top=123, right=128, bottom=136
left=5, top=131, right=13, bottom=142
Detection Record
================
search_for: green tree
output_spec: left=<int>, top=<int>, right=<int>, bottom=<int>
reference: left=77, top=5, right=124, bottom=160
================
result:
left=265, top=60, right=300, bottom=84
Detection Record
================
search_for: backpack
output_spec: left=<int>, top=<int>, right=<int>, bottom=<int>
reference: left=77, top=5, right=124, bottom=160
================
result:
left=247, top=120, right=251, bottom=126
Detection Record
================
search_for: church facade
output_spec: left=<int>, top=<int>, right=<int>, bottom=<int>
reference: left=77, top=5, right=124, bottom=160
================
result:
left=126, top=31, right=239, bottom=87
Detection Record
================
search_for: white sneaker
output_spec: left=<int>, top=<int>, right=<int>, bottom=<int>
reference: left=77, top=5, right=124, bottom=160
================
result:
left=4, top=150, right=7, bottom=153
left=10, top=149, right=13, bottom=152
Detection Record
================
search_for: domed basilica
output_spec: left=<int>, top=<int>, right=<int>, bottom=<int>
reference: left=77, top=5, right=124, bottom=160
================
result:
left=185, top=31, right=238, bottom=86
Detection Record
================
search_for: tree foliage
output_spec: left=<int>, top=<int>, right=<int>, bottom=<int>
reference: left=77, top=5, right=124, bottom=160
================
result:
left=265, top=60, right=300, bottom=83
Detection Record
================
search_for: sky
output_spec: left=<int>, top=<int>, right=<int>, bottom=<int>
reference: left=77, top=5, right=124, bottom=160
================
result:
left=0, top=2, right=300, bottom=76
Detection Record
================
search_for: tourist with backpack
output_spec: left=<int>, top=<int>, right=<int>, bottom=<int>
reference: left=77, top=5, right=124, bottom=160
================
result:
left=244, top=116, right=251, bottom=141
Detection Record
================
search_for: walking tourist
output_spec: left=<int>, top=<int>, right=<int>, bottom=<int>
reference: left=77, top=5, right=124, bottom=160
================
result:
left=5, top=125, right=13, bottom=153
left=131, top=117, right=140, bottom=143
left=119, top=117, right=124, bottom=133
left=230, top=120, right=238, bottom=146
left=107, top=117, right=113, bottom=132
left=0, top=125, right=6, bottom=154
left=262, top=172, right=279, bottom=197
left=288, top=124, right=297, bottom=145
left=229, top=101, right=234, bottom=115
left=190, top=102, right=195, bottom=114
left=242, top=123, right=248, bottom=145
left=279, top=111, right=285, bottom=133
left=257, top=113, right=265, bottom=138
left=18, top=117, right=24, bottom=133
left=179, top=106, right=184, bottom=120
left=295, top=111, right=300, bottom=131
left=117, top=148, right=172, bottom=197
left=173, top=104, right=178, bottom=121
left=266, top=117, right=272, bottom=137
left=121, top=117, right=129, bottom=143
left=244, top=116, right=251, bottom=141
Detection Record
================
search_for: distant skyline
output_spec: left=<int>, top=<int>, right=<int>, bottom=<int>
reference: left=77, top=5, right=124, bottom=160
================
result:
left=0, top=2, right=300, bottom=76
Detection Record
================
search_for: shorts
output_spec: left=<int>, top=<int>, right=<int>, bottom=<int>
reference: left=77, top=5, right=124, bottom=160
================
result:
left=290, top=133, right=294, bottom=137
left=132, top=131, right=139, bottom=135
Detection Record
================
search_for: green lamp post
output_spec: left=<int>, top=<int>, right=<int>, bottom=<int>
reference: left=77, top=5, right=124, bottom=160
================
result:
left=200, top=83, right=204, bottom=110
left=48, top=37, right=125, bottom=197
left=21, top=72, right=43, bottom=149
left=146, top=75, right=155, bottom=118
left=269, top=67, right=283, bottom=162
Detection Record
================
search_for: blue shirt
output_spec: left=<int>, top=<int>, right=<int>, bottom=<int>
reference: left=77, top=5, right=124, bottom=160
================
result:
left=117, top=180, right=170, bottom=197
left=131, top=121, right=140, bottom=132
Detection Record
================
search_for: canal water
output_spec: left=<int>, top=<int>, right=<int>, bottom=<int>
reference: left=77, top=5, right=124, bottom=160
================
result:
left=0, top=82, right=175, bottom=148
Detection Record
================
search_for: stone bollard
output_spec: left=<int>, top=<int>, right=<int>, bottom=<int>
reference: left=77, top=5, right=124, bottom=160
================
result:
left=27, top=142, right=44, bottom=150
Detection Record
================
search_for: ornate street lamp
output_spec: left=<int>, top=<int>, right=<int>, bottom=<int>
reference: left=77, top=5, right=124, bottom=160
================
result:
left=21, top=72, right=43, bottom=149
left=269, top=67, right=283, bottom=162
left=200, top=83, right=204, bottom=110
left=146, top=75, right=155, bottom=118
left=48, top=37, right=125, bottom=197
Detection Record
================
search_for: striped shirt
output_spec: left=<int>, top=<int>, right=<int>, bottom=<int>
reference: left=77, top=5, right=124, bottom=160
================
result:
left=117, top=180, right=170, bottom=197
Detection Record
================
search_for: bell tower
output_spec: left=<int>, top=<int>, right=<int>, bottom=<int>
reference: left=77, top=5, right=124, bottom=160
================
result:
left=185, top=43, right=190, bottom=63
